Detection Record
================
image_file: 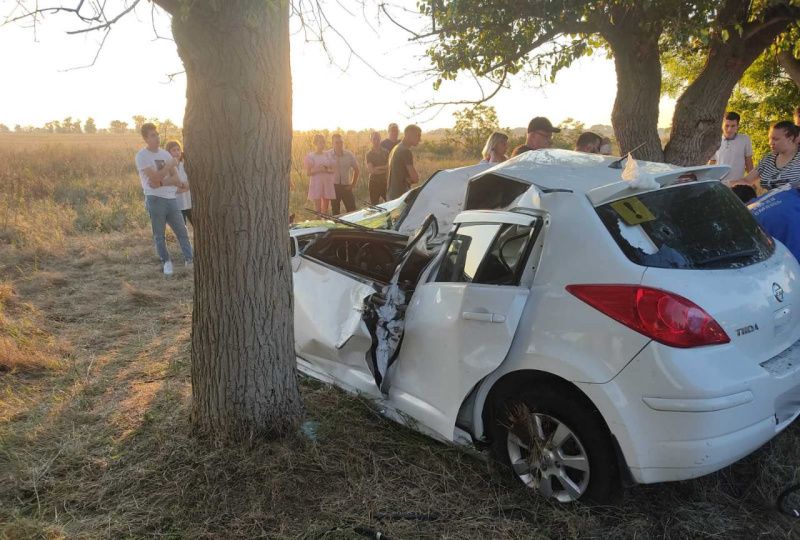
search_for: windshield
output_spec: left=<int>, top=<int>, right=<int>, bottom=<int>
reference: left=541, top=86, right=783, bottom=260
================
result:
left=289, top=195, right=408, bottom=232
left=341, top=193, right=409, bottom=229
left=596, top=181, right=774, bottom=270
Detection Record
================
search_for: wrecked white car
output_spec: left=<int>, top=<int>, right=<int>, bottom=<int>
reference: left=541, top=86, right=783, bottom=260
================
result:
left=290, top=150, right=800, bottom=503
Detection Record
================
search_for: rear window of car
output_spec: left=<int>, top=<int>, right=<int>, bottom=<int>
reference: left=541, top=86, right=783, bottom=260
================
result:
left=596, top=181, right=774, bottom=269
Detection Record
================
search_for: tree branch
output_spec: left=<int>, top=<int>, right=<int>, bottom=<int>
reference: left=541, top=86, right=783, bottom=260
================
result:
left=777, top=50, right=800, bottom=91
left=65, top=0, right=141, bottom=34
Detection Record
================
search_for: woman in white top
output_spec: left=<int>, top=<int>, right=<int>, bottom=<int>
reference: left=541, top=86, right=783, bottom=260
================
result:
left=166, top=140, right=192, bottom=226
left=480, top=132, right=509, bottom=164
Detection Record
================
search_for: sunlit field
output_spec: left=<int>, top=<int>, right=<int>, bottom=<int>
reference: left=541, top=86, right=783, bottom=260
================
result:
left=0, top=132, right=471, bottom=254
left=2, top=132, right=800, bottom=538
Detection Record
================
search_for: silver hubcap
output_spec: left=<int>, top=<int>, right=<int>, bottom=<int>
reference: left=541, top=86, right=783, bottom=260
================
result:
left=506, top=411, right=590, bottom=502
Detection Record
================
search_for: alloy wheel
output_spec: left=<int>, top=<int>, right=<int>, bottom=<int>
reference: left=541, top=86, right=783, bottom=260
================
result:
left=505, top=411, right=590, bottom=502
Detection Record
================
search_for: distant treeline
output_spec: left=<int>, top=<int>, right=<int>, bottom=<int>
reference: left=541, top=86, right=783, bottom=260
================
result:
left=2, top=106, right=651, bottom=158
left=1, top=115, right=180, bottom=138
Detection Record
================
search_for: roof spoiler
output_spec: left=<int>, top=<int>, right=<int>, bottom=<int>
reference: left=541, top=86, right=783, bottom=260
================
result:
left=586, top=165, right=731, bottom=206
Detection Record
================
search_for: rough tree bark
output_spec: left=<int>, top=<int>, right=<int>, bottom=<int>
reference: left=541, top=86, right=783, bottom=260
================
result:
left=603, top=25, right=664, bottom=162
left=777, top=50, right=800, bottom=92
left=665, top=3, right=798, bottom=165
left=158, top=0, right=303, bottom=439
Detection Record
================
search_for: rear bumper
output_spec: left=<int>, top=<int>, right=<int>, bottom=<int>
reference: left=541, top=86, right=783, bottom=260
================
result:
left=580, top=337, right=800, bottom=484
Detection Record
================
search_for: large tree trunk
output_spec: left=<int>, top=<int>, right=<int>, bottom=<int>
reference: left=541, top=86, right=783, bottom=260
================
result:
left=169, top=2, right=303, bottom=440
left=604, top=27, right=664, bottom=162
left=664, top=2, right=798, bottom=165
left=663, top=48, right=748, bottom=166
left=777, top=50, right=800, bottom=92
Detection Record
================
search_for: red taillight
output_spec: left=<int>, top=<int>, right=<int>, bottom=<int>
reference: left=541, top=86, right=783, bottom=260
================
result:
left=566, top=285, right=730, bottom=348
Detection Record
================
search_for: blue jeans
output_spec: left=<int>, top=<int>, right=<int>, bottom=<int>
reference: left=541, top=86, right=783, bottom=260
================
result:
left=145, top=195, right=193, bottom=263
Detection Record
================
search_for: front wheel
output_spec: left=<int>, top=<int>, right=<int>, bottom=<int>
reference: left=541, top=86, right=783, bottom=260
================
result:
left=489, top=384, right=621, bottom=503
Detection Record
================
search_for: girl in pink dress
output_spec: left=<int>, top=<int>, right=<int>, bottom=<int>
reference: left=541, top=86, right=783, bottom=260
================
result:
left=305, top=134, right=336, bottom=213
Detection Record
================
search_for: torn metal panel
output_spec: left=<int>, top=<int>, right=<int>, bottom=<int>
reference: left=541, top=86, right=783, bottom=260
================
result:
left=335, top=283, right=376, bottom=349
left=362, top=215, right=440, bottom=392
left=293, top=259, right=377, bottom=370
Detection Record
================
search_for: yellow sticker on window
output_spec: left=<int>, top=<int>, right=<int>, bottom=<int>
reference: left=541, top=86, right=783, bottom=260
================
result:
left=610, top=198, right=656, bottom=225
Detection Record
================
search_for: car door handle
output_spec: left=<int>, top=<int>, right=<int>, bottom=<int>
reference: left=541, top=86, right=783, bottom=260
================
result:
left=462, top=311, right=506, bottom=323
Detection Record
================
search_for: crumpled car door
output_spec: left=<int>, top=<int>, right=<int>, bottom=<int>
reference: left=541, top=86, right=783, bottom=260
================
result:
left=293, top=247, right=378, bottom=388
left=386, top=211, right=547, bottom=440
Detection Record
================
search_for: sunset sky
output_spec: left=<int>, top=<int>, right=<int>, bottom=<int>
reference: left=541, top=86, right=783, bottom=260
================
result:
left=1, top=2, right=676, bottom=132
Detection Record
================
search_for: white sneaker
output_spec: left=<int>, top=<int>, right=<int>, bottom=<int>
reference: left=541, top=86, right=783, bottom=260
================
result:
left=163, top=261, right=174, bottom=275
left=184, top=260, right=194, bottom=270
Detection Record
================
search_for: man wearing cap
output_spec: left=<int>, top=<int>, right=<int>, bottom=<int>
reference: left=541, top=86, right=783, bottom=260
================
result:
left=511, top=117, right=560, bottom=157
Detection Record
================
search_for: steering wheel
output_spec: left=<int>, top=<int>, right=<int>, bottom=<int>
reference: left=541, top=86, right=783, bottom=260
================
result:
left=354, top=242, right=396, bottom=273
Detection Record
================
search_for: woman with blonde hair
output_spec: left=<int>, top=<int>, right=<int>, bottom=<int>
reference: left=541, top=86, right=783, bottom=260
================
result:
left=304, top=133, right=336, bottom=213
left=481, top=131, right=509, bottom=163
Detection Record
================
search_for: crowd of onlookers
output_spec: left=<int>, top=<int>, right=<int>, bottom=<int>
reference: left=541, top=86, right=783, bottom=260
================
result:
left=711, top=108, right=800, bottom=201
left=304, top=123, right=423, bottom=214
left=302, top=116, right=620, bottom=217
left=133, top=105, right=800, bottom=276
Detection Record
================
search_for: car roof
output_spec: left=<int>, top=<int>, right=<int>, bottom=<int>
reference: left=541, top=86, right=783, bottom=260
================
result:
left=477, top=148, right=730, bottom=204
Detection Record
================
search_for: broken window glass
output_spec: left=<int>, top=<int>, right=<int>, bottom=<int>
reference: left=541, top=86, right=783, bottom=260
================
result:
left=596, top=182, right=774, bottom=269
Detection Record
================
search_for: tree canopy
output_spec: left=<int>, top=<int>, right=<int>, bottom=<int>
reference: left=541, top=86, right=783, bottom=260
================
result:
left=417, top=0, right=800, bottom=165
left=663, top=23, right=800, bottom=160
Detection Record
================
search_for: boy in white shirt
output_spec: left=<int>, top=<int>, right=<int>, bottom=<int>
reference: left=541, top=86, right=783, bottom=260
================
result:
left=135, top=123, right=193, bottom=275
left=709, top=111, right=754, bottom=183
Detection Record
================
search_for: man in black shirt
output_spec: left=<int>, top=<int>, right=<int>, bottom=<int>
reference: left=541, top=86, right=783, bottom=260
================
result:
left=387, top=125, right=422, bottom=200
left=366, top=131, right=389, bottom=204
left=511, top=117, right=560, bottom=157
left=381, top=123, right=400, bottom=153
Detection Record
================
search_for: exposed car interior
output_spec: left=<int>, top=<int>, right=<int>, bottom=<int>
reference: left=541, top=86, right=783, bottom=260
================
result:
left=436, top=222, right=538, bottom=285
left=464, top=174, right=532, bottom=211
left=301, top=229, right=436, bottom=285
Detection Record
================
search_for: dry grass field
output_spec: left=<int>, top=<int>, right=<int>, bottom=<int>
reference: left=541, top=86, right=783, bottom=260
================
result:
left=2, top=133, right=800, bottom=538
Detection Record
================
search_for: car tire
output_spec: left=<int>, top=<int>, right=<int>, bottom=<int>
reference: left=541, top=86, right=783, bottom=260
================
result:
left=489, top=383, right=621, bottom=504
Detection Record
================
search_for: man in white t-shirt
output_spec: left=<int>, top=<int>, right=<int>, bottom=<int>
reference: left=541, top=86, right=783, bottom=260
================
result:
left=135, top=123, right=193, bottom=275
left=709, top=111, right=754, bottom=182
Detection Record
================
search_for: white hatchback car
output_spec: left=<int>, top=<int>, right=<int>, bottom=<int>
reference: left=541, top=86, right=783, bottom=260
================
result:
left=290, top=149, right=800, bottom=503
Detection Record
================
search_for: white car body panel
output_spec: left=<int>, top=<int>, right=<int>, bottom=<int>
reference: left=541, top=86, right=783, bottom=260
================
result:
left=291, top=148, right=800, bottom=489
left=388, top=281, right=530, bottom=439
left=293, top=258, right=381, bottom=397
left=396, top=163, right=492, bottom=236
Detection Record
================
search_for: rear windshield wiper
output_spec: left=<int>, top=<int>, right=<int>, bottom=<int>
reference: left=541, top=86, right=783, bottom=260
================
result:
left=692, top=248, right=760, bottom=268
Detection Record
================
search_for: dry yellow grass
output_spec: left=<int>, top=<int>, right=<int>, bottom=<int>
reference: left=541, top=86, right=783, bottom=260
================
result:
left=2, top=133, right=800, bottom=538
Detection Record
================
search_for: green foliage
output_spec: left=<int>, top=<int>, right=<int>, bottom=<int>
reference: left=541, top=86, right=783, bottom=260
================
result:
left=551, top=118, right=583, bottom=150
left=419, top=1, right=748, bottom=88
left=728, top=53, right=800, bottom=161
left=664, top=42, right=800, bottom=161
left=448, top=105, right=500, bottom=157
left=109, top=120, right=129, bottom=134
left=84, top=117, right=97, bottom=134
